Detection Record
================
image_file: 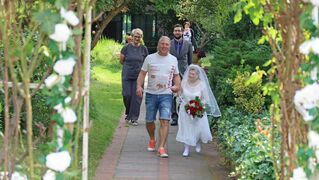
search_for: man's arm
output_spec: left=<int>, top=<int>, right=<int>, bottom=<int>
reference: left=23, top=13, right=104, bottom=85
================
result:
left=136, top=70, right=147, bottom=97
left=171, top=74, right=181, bottom=93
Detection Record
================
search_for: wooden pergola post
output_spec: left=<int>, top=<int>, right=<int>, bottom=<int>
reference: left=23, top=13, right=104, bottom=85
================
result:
left=82, top=5, right=92, bottom=180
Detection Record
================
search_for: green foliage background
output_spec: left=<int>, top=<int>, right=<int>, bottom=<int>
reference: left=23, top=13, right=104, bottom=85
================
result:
left=206, top=38, right=271, bottom=108
left=231, top=71, right=265, bottom=114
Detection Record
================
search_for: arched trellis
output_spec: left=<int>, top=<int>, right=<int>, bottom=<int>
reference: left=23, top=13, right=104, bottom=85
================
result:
left=0, top=0, right=93, bottom=179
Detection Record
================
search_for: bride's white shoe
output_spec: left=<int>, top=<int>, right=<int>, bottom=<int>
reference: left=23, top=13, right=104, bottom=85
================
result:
left=195, top=143, right=201, bottom=153
left=183, top=144, right=190, bottom=157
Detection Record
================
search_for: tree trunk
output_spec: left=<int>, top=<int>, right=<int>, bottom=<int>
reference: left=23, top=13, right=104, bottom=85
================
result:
left=91, top=2, right=128, bottom=49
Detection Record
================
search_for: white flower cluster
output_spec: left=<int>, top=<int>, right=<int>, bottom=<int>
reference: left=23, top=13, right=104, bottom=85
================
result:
left=0, top=171, right=28, bottom=180
left=299, top=37, right=319, bottom=55
left=294, top=83, right=319, bottom=121
left=292, top=131, right=319, bottom=180
left=43, top=6, right=79, bottom=179
left=49, top=8, right=79, bottom=51
left=292, top=1, right=319, bottom=179
left=46, top=151, right=72, bottom=172
left=291, top=167, right=308, bottom=180
left=299, top=0, right=319, bottom=55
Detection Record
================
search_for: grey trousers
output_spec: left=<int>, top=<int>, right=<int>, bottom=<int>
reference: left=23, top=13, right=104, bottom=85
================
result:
left=122, top=79, right=142, bottom=121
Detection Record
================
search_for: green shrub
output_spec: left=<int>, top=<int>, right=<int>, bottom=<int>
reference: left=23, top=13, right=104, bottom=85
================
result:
left=231, top=72, right=265, bottom=113
left=206, top=38, right=271, bottom=108
left=0, top=92, right=50, bottom=136
left=216, top=107, right=279, bottom=179
left=231, top=71, right=265, bottom=114
left=91, top=38, right=123, bottom=71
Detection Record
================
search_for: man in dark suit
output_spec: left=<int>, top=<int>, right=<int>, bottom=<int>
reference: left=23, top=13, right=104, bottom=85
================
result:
left=170, top=24, right=193, bottom=126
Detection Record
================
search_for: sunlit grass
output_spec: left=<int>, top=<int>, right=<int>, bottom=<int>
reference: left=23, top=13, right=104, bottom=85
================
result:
left=88, top=39, right=123, bottom=179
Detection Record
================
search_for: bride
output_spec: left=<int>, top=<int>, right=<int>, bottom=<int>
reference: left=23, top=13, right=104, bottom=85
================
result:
left=176, top=64, right=221, bottom=157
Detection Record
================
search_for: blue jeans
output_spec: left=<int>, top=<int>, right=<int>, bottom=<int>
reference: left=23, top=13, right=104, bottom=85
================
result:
left=145, top=93, right=173, bottom=122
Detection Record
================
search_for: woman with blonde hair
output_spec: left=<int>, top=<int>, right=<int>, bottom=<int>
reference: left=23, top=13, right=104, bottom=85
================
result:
left=120, top=28, right=149, bottom=125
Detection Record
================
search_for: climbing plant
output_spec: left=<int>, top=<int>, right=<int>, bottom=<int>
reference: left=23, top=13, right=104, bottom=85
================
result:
left=235, top=0, right=318, bottom=179
left=0, top=0, right=92, bottom=179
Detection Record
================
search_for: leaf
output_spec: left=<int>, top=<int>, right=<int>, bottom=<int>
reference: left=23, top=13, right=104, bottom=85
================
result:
left=38, top=154, right=46, bottom=165
left=258, top=36, right=266, bottom=45
left=52, top=114, right=64, bottom=127
left=55, top=0, right=68, bottom=9
left=252, top=16, right=260, bottom=25
left=32, top=10, right=60, bottom=34
left=263, top=59, right=272, bottom=67
left=56, top=173, right=64, bottom=180
left=234, top=10, right=243, bottom=23
left=25, top=41, right=35, bottom=57
left=63, top=130, right=72, bottom=145
left=268, top=28, right=277, bottom=40
left=48, top=40, right=60, bottom=57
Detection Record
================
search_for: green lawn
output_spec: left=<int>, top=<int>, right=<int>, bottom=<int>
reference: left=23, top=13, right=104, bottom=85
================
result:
left=88, top=65, right=123, bottom=179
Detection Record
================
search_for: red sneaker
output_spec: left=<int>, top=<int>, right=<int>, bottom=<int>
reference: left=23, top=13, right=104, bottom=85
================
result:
left=147, top=139, right=156, bottom=152
left=158, top=147, right=168, bottom=158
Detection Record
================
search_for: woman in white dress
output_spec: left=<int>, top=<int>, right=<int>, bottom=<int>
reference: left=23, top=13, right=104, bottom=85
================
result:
left=176, top=64, right=221, bottom=157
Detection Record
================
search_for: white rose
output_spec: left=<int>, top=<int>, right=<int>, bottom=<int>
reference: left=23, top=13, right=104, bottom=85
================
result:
left=308, top=130, right=319, bottom=148
left=46, top=151, right=71, bottom=172
left=49, top=24, right=72, bottom=43
left=57, top=127, right=64, bottom=148
left=311, top=0, right=319, bottom=6
left=308, top=157, right=316, bottom=172
left=0, top=172, right=7, bottom=179
left=60, top=107, right=77, bottom=123
left=311, top=38, right=319, bottom=55
left=45, top=74, right=61, bottom=89
left=295, top=104, right=314, bottom=121
left=64, top=96, right=72, bottom=104
left=300, top=38, right=319, bottom=55
left=312, top=7, right=319, bottom=26
left=315, top=150, right=319, bottom=164
left=61, top=8, right=79, bottom=26
left=43, top=170, right=56, bottom=180
left=311, top=67, right=318, bottom=81
left=299, top=41, right=312, bottom=55
left=290, top=167, right=308, bottom=180
left=294, top=83, right=319, bottom=121
left=11, top=172, right=27, bottom=180
left=53, top=57, right=76, bottom=76
left=54, top=103, right=63, bottom=113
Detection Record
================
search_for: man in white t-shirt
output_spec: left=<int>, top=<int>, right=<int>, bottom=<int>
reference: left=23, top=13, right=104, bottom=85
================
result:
left=136, top=36, right=181, bottom=158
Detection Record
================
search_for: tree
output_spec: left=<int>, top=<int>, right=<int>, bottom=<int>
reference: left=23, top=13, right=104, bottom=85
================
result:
left=152, top=0, right=237, bottom=49
left=91, top=0, right=132, bottom=49
left=175, top=0, right=237, bottom=48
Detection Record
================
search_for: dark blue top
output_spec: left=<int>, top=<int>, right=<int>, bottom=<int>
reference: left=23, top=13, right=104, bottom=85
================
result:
left=121, top=44, right=149, bottom=80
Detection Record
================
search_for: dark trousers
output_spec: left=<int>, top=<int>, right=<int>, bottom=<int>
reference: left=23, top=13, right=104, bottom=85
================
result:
left=171, top=96, right=178, bottom=117
left=122, top=79, right=142, bottom=121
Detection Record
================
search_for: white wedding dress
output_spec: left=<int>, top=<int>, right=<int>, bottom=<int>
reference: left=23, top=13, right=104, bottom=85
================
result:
left=176, top=81, right=213, bottom=146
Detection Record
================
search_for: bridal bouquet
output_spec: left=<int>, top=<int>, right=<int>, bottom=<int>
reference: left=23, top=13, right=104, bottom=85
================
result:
left=184, top=96, right=206, bottom=119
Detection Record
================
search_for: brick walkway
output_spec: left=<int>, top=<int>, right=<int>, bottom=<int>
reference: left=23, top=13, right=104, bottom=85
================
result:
left=94, top=98, right=230, bottom=180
